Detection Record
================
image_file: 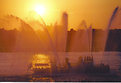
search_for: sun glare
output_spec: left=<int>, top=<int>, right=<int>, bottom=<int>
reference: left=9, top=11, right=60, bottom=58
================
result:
left=34, top=5, right=46, bottom=16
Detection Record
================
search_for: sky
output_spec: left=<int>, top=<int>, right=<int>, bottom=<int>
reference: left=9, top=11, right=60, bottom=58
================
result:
left=0, top=0, right=121, bottom=29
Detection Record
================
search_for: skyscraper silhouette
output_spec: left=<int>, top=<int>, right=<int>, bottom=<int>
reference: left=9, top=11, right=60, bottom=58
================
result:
left=62, top=12, right=68, bottom=29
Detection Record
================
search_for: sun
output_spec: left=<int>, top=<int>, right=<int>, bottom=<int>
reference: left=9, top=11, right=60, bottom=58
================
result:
left=34, top=5, right=46, bottom=16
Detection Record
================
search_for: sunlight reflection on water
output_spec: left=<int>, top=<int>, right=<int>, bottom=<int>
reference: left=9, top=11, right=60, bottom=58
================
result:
left=29, top=54, right=52, bottom=76
left=31, top=54, right=51, bottom=69
left=30, top=77, right=54, bottom=82
left=29, top=54, right=54, bottom=82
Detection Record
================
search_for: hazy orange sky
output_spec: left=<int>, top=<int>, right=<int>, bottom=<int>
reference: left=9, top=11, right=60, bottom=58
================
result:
left=0, top=0, right=121, bottom=29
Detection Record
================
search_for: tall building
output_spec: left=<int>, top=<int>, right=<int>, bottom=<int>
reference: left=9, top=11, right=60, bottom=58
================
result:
left=62, top=12, right=68, bottom=30
left=54, top=12, right=69, bottom=52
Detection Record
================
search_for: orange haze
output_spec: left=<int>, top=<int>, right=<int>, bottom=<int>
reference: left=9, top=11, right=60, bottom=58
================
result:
left=0, top=0, right=121, bottom=29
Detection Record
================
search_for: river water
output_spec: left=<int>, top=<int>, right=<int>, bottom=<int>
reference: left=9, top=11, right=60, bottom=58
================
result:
left=0, top=52, right=121, bottom=81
